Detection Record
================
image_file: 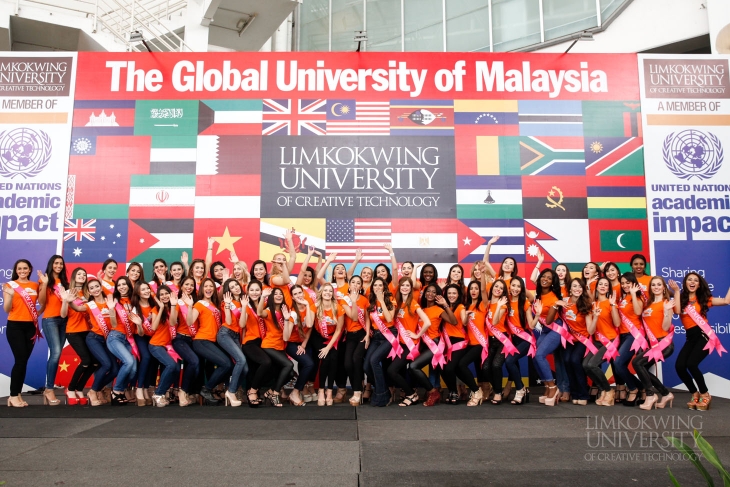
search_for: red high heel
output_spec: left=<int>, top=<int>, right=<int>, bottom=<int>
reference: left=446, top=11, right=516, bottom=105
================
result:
left=65, top=390, right=78, bottom=406
left=76, top=391, right=88, bottom=406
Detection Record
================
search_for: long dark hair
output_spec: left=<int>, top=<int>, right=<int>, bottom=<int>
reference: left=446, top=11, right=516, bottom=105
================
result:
left=266, top=287, right=285, bottom=329
left=368, top=277, right=394, bottom=313
left=464, top=280, right=483, bottom=311
left=113, top=276, right=134, bottom=301
left=619, top=272, right=639, bottom=299
left=152, top=258, right=170, bottom=287
left=251, top=260, right=270, bottom=286
left=10, top=259, right=32, bottom=281
left=374, top=263, right=393, bottom=284
left=126, top=262, right=145, bottom=284
left=442, top=283, right=463, bottom=311
left=156, top=285, right=172, bottom=324
left=348, top=275, right=364, bottom=295
left=555, top=263, right=572, bottom=291
left=197, top=277, right=221, bottom=308
left=570, top=278, right=592, bottom=316
left=447, top=264, right=465, bottom=289
left=498, top=257, right=519, bottom=279
left=680, top=272, right=712, bottom=317
left=537, top=268, right=563, bottom=300
left=130, top=281, right=157, bottom=316
left=178, top=276, right=198, bottom=303
left=210, top=261, right=226, bottom=285
left=509, top=276, right=528, bottom=329
left=246, top=279, right=263, bottom=308
left=419, top=263, right=438, bottom=288
left=331, top=263, right=347, bottom=283
left=221, top=278, right=242, bottom=300
left=102, top=258, right=117, bottom=273
left=44, top=255, right=69, bottom=289
left=419, top=283, right=442, bottom=309
left=488, top=279, right=507, bottom=301
left=593, top=277, right=613, bottom=301
left=603, top=262, right=621, bottom=283
left=169, top=261, right=185, bottom=284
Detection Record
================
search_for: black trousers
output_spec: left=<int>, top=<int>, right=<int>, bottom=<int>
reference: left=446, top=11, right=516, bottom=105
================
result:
left=242, top=338, right=271, bottom=390
left=310, top=332, right=338, bottom=389
left=343, top=329, right=367, bottom=392
left=675, top=326, right=710, bottom=394
left=441, top=340, right=481, bottom=394
left=408, top=339, right=436, bottom=392
left=262, top=348, right=294, bottom=391
left=483, top=336, right=506, bottom=393
left=633, top=343, right=674, bottom=396
left=7, top=321, right=36, bottom=397
left=66, top=331, right=98, bottom=392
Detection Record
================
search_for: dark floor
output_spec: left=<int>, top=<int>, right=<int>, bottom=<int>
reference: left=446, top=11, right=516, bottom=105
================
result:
left=0, top=389, right=727, bottom=486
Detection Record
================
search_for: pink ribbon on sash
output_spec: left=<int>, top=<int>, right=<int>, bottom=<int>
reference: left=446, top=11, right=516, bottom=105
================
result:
left=685, top=304, right=727, bottom=357
left=229, top=302, right=242, bottom=323
left=441, top=332, right=467, bottom=362
left=420, top=331, right=446, bottom=368
left=101, top=279, right=115, bottom=295
left=485, top=314, right=519, bottom=356
left=370, top=311, right=403, bottom=359
left=538, top=316, right=575, bottom=348
left=395, top=318, right=420, bottom=360
left=52, top=282, right=65, bottom=301
left=114, top=303, right=141, bottom=360
left=7, top=281, right=42, bottom=343
left=642, top=317, right=674, bottom=363
left=506, top=317, right=536, bottom=358
left=619, top=307, right=649, bottom=352
left=165, top=343, right=182, bottom=362
left=595, top=332, right=620, bottom=361
left=467, top=315, right=489, bottom=363
left=304, top=286, right=317, bottom=303
left=178, top=302, right=197, bottom=337
left=87, top=301, right=110, bottom=338
left=564, top=323, right=599, bottom=357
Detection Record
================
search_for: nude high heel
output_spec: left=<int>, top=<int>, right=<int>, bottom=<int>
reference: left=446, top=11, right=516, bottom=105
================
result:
left=87, top=390, right=103, bottom=407
left=349, top=391, right=362, bottom=406
left=178, top=390, right=192, bottom=407
left=152, top=394, right=169, bottom=408
left=325, top=389, right=334, bottom=406
left=224, top=390, right=242, bottom=407
left=467, top=388, right=484, bottom=406
left=136, top=387, right=146, bottom=407
left=7, top=396, right=26, bottom=408
left=544, top=386, right=559, bottom=406
left=640, top=394, right=658, bottom=410
left=656, top=392, right=674, bottom=409
left=43, top=389, right=61, bottom=406
left=317, top=389, right=326, bottom=406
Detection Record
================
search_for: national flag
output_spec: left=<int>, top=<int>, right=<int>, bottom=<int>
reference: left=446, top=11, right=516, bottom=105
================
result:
left=196, top=135, right=261, bottom=175
left=459, top=219, right=525, bottom=264
left=127, top=219, right=193, bottom=269
left=390, top=100, right=454, bottom=136
left=129, top=174, right=196, bottom=219
left=582, top=101, right=642, bottom=137
left=263, top=99, right=327, bottom=136
left=193, top=219, right=260, bottom=267
left=326, top=220, right=392, bottom=263
left=524, top=219, right=590, bottom=264
left=388, top=219, right=482, bottom=263
left=195, top=175, right=260, bottom=219
left=198, top=99, right=263, bottom=135
left=518, top=100, right=583, bottom=136
left=454, top=100, right=519, bottom=136
left=70, top=135, right=96, bottom=156
left=326, top=100, right=390, bottom=135
left=588, top=219, right=649, bottom=263
left=586, top=176, right=646, bottom=220
left=455, top=135, right=521, bottom=176
left=134, top=100, right=199, bottom=137
left=259, top=219, right=327, bottom=264
left=71, top=100, right=135, bottom=136
left=456, top=176, right=522, bottom=219
left=519, top=136, right=585, bottom=175
left=63, top=219, right=128, bottom=263
left=521, top=175, right=588, bottom=219
left=149, top=135, right=197, bottom=175
left=64, top=219, right=96, bottom=241
left=585, top=137, right=644, bottom=177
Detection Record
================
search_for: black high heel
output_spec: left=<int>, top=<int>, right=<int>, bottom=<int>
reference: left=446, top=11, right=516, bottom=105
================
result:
left=247, top=389, right=261, bottom=408
left=199, top=386, right=221, bottom=406
left=110, top=391, right=127, bottom=406
left=623, top=389, right=639, bottom=407
left=448, top=392, right=459, bottom=405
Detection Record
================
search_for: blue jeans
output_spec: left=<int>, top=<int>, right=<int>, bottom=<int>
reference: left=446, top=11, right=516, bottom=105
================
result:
left=148, top=345, right=181, bottom=395
left=133, top=334, right=152, bottom=388
left=85, top=332, right=118, bottom=391
left=106, top=331, right=138, bottom=392
left=504, top=336, right=532, bottom=391
left=613, top=333, right=642, bottom=390
left=42, top=316, right=67, bottom=388
left=363, top=330, right=393, bottom=396
left=192, top=339, right=233, bottom=390
left=172, top=335, right=200, bottom=394
left=286, top=342, right=315, bottom=391
left=564, top=342, right=589, bottom=400
left=534, top=325, right=563, bottom=382
left=216, top=327, right=248, bottom=393
left=554, top=346, right=569, bottom=393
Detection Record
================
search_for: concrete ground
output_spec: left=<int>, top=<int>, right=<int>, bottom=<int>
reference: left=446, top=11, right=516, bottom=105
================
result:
left=0, top=389, right=727, bottom=486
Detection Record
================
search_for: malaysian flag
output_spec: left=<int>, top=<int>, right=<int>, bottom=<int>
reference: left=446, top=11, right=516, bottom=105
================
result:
left=326, top=100, right=390, bottom=135
left=64, top=219, right=97, bottom=241
left=262, top=99, right=327, bottom=136
left=326, top=219, right=392, bottom=263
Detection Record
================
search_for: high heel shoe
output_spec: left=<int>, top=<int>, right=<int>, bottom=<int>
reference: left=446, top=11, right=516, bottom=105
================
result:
left=399, top=392, right=419, bottom=407
left=687, top=392, right=700, bottom=410
left=75, top=391, right=88, bottom=406
left=152, top=394, right=169, bottom=408
left=317, top=389, right=326, bottom=407
left=178, top=390, right=192, bottom=407
left=511, top=388, right=529, bottom=405
left=574, top=399, right=588, bottom=406
left=65, top=390, right=78, bottom=406
left=362, top=384, right=372, bottom=403
left=265, top=390, right=283, bottom=407
left=135, top=388, right=146, bottom=407
left=100, top=387, right=112, bottom=405
left=87, top=390, right=103, bottom=407
left=490, top=393, right=503, bottom=405
left=17, top=393, right=28, bottom=406
left=623, top=389, right=639, bottom=407
left=656, top=392, right=674, bottom=409
left=640, top=394, right=658, bottom=410
left=447, top=392, right=460, bottom=405
left=467, top=389, right=484, bottom=406
left=560, top=392, right=571, bottom=403
left=588, top=386, right=599, bottom=402
left=602, top=389, right=616, bottom=407
left=247, top=389, right=261, bottom=408
left=7, top=396, right=26, bottom=408
left=110, top=391, right=127, bottom=406
left=224, top=391, right=242, bottom=407
left=325, top=390, right=334, bottom=406
left=289, top=390, right=306, bottom=407
left=501, top=381, right=512, bottom=401
left=614, top=385, right=626, bottom=404
left=199, top=386, right=221, bottom=406
left=696, top=393, right=712, bottom=411
left=423, top=389, right=440, bottom=407
left=595, top=390, right=607, bottom=406
left=544, top=386, right=559, bottom=406
left=302, top=383, right=315, bottom=403
left=43, top=389, right=61, bottom=406
left=349, top=391, right=363, bottom=406
left=333, top=388, right=347, bottom=404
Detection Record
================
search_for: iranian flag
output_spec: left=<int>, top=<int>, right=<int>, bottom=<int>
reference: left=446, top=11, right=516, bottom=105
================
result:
left=129, top=174, right=196, bottom=219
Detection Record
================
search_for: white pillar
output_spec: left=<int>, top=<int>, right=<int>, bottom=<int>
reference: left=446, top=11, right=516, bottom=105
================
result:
left=184, top=0, right=210, bottom=52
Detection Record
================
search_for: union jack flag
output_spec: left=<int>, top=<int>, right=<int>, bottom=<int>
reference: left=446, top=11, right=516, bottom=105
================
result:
left=64, top=218, right=96, bottom=241
left=262, top=99, right=327, bottom=136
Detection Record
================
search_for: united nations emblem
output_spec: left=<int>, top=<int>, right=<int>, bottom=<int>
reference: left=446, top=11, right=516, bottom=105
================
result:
left=0, top=128, right=52, bottom=179
left=662, top=129, right=723, bottom=180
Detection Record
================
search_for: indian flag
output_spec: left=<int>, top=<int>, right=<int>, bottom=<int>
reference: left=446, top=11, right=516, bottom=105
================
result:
left=129, top=174, right=196, bottom=219
left=456, top=175, right=523, bottom=219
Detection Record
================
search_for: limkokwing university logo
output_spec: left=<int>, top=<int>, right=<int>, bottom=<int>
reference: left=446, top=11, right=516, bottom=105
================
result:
left=0, top=127, right=52, bottom=179
left=663, top=129, right=723, bottom=180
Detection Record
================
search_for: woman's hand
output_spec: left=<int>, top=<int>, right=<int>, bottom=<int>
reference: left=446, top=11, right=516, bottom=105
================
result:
left=262, top=288, right=272, bottom=300
left=38, top=271, right=49, bottom=285
left=664, top=299, right=675, bottom=312
left=294, top=295, right=308, bottom=306
left=282, top=305, right=291, bottom=321
left=318, top=346, right=331, bottom=359
left=487, top=235, right=500, bottom=245
left=181, top=251, right=189, bottom=265
left=629, top=283, right=641, bottom=295
left=668, top=279, right=680, bottom=294
left=170, top=293, right=178, bottom=307
left=407, top=330, right=419, bottom=339
left=533, top=299, right=543, bottom=317
left=362, top=334, right=370, bottom=349
left=62, top=289, right=76, bottom=302
left=307, top=246, right=315, bottom=257
left=296, top=344, right=306, bottom=355
left=181, top=293, right=193, bottom=306
left=223, top=292, right=232, bottom=305
left=435, top=295, right=447, bottom=307
left=129, top=312, right=142, bottom=325
left=609, top=294, right=616, bottom=306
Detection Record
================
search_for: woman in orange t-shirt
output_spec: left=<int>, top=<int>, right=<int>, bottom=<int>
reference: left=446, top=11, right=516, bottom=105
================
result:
left=340, top=276, right=371, bottom=406
left=613, top=272, right=646, bottom=405
left=170, top=276, right=200, bottom=407
left=386, top=277, right=431, bottom=407
left=184, top=278, right=232, bottom=405
left=38, top=254, right=69, bottom=406
left=269, top=232, right=296, bottom=309
left=145, top=285, right=180, bottom=408
left=256, top=287, right=295, bottom=408
left=452, top=280, right=489, bottom=405
left=557, top=278, right=593, bottom=405
left=216, top=278, right=248, bottom=407
left=295, top=246, right=323, bottom=306
left=3, top=259, right=44, bottom=407
left=503, top=277, right=539, bottom=405
left=61, top=268, right=95, bottom=406
left=311, top=283, right=345, bottom=406
left=284, top=285, right=315, bottom=406
left=240, top=280, right=268, bottom=407
left=98, top=258, right=117, bottom=297
left=129, top=281, right=158, bottom=406
left=673, top=271, right=730, bottom=410
left=362, top=278, right=396, bottom=407
left=631, top=276, right=676, bottom=410
left=582, top=277, right=621, bottom=407
left=440, top=283, right=467, bottom=404
left=582, top=262, right=601, bottom=298
left=482, top=279, right=510, bottom=405
left=532, top=268, right=563, bottom=405
left=630, top=254, right=652, bottom=293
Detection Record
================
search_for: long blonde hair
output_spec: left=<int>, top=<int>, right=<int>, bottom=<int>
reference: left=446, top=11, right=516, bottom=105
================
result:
left=316, top=282, right=335, bottom=322
left=233, top=261, right=250, bottom=285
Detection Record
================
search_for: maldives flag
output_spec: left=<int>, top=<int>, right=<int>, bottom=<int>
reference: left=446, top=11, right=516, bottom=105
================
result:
left=588, top=219, right=649, bottom=264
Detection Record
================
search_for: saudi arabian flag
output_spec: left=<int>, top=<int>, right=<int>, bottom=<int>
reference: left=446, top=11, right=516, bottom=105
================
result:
left=600, top=230, right=642, bottom=252
left=129, top=174, right=196, bottom=219
left=134, top=100, right=199, bottom=137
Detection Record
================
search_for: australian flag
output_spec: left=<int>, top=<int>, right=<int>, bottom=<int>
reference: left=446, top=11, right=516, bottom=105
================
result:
left=64, top=219, right=128, bottom=263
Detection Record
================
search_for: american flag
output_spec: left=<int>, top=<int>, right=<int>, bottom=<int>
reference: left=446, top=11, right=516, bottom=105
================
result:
left=326, top=100, right=390, bottom=135
left=326, top=219, right=392, bottom=263
left=64, top=218, right=96, bottom=241
left=262, top=99, right=327, bottom=136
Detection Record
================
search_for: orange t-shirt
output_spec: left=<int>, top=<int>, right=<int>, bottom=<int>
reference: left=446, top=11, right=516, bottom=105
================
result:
left=85, top=300, right=111, bottom=337
left=66, top=291, right=90, bottom=333
left=637, top=274, right=652, bottom=293
left=421, top=305, right=444, bottom=340
left=315, top=305, right=344, bottom=345
left=100, top=279, right=115, bottom=296
left=139, top=305, right=156, bottom=337
left=111, top=298, right=132, bottom=335
left=43, top=279, right=63, bottom=318
left=288, top=303, right=315, bottom=343
left=396, top=300, right=422, bottom=346
left=368, top=299, right=396, bottom=332
left=594, top=299, right=618, bottom=340
left=465, top=301, right=487, bottom=346
left=537, top=291, right=558, bottom=320
left=271, top=280, right=293, bottom=309
left=487, top=301, right=508, bottom=335
left=344, top=294, right=369, bottom=333
left=588, top=280, right=598, bottom=296
left=261, top=309, right=286, bottom=350
left=563, top=301, right=589, bottom=338
left=643, top=300, right=669, bottom=339
left=149, top=307, right=171, bottom=347
left=444, top=304, right=466, bottom=339
left=7, top=281, right=39, bottom=322
left=559, top=284, right=568, bottom=299
left=193, top=300, right=220, bottom=342
left=506, top=299, right=530, bottom=333
left=222, top=300, right=242, bottom=334
left=618, top=294, right=642, bottom=334
left=242, top=305, right=263, bottom=344
left=680, top=299, right=712, bottom=330
left=175, top=303, right=193, bottom=337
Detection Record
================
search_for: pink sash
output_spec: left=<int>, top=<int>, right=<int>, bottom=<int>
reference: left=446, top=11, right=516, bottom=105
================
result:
left=484, top=314, right=519, bottom=356
left=370, top=310, right=403, bottom=359
left=538, top=316, right=575, bottom=348
left=619, top=305, right=649, bottom=352
left=595, top=332, right=620, bottom=361
left=318, top=314, right=339, bottom=349
left=685, top=304, right=727, bottom=357
left=178, top=303, right=197, bottom=337
left=441, top=331, right=467, bottom=362
left=52, top=282, right=65, bottom=301
left=642, top=317, right=674, bottom=363
left=564, top=323, right=599, bottom=357
left=304, top=286, right=317, bottom=303
left=420, top=331, right=446, bottom=368
left=395, top=318, right=420, bottom=360
left=248, top=305, right=266, bottom=339
left=157, top=318, right=182, bottom=362
left=114, top=303, right=141, bottom=360
left=8, top=281, right=42, bottom=343
left=138, top=307, right=154, bottom=335
left=101, top=279, right=115, bottom=294
left=201, top=301, right=222, bottom=330
left=467, top=315, right=489, bottom=363
left=87, top=301, right=110, bottom=338
left=506, top=316, right=536, bottom=358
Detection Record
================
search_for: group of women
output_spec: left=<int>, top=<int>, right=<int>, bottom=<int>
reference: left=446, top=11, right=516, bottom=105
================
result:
left=4, top=233, right=728, bottom=411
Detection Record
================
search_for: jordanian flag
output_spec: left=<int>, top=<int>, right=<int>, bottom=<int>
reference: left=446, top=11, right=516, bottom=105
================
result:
left=129, top=174, right=195, bottom=219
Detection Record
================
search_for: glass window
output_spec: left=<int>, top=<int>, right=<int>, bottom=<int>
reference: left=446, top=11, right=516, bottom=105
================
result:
left=367, top=0, right=402, bottom=51
left=446, top=0, right=490, bottom=52
left=543, top=0, right=598, bottom=41
left=299, top=0, right=330, bottom=51
left=404, top=0, right=443, bottom=52
left=600, top=0, right=625, bottom=22
left=332, top=0, right=364, bottom=51
left=491, top=0, right=540, bottom=51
